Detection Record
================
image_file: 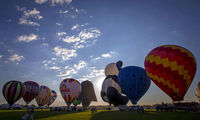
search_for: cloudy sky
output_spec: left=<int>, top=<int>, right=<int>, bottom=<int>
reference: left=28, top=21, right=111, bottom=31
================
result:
left=0, top=0, right=200, bottom=106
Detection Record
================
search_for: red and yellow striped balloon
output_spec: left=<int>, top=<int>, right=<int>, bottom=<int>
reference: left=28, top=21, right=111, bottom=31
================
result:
left=2, top=80, right=26, bottom=106
left=144, top=45, right=196, bottom=101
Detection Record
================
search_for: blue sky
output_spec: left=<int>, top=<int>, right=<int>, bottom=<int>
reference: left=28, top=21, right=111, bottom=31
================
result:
left=0, top=0, right=200, bottom=106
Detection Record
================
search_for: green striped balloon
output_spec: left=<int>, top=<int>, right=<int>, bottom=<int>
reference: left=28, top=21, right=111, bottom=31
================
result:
left=2, top=80, right=26, bottom=106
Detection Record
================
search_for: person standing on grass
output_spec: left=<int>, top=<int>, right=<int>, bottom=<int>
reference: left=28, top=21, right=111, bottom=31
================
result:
left=29, top=108, right=34, bottom=120
left=21, top=113, right=29, bottom=120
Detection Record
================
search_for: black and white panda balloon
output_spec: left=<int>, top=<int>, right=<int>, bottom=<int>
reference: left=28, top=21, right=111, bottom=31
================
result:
left=101, top=61, right=129, bottom=106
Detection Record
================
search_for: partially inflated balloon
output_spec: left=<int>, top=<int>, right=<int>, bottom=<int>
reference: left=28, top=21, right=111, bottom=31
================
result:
left=60, top=78, right=81, bottom=107
left=23, top=81, right=39, bottom=104
left=47, top=90, right=57, bottom=106
left=2, top=80, right=26, bottom=106
left=106, top=87, right=129, bottom=106
left=118, top=66, right=151, bottom=104
left=145, top=45, right=196, bottom=101
left=101, top=75, right=129, bottom=106
left=105, top=63, right=119, bottom=76
left=35, top=86, right=51, bottom=106
left=79, top=80, right=97, bottom=107
left=196, top=82, right=200, bottom=102
left=101, top=76, right=122, bottom=103
left=73, top=99, right=81, bottom=106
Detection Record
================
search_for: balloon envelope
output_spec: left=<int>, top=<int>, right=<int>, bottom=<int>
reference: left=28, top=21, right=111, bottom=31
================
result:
left=196, top=82, right=200, bottom=102
left=105, top=63, right=119, bottom=76
left=106, top=87, right=129, bottom=106
left=60, top=78, right=81, bottom=107
left=23, top=81, right=39, bottom=104
left=35, top=86, right=51, bottom=106
left=79, top=80, right=97, bottom=107
left=101, top=76, right=122, bottom=103
left=2, top=80, right=26, bottom=106
left=118, top=66, right=151, bottom=104
left=144, top=45, right=196, bottom=101
left=73, top=99, right=81, bottom=106
left=47, top=90, right=57, bottom=106
left=101, top=76, right=128, bottom=106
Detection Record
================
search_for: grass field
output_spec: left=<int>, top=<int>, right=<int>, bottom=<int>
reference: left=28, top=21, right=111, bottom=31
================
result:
left=0, top=109, right=200, bottom=120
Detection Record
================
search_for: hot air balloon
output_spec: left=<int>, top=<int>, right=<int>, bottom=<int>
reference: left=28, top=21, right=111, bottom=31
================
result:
left=195, top=82, right=200, bottom=102
left=101, top=75, right=129, bottom=106
left=60, top=78, right=81, bottom=109
left=105, top=63, right=119, bottom=76
left=118, top=66, right=151, bottom=104
left=79, top=80, right=97, bottom=107
left=144, top=45, right=196, bottom=101
left=2, top=80, right=26, bottom=106
left=23, top=81, right=39, bottom=105
left=47, top=90, right=57, bottom=106
left=35, top=86, right=51, bottom=106
left=73, top=99, right=81, bottom=106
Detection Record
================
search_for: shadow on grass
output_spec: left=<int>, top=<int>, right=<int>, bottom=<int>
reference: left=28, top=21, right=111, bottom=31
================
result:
left=0, top=109, right=84, bottom=120
left=35, top=110, right=84, bottom=119
left=91, top=110, right=200, bottom=120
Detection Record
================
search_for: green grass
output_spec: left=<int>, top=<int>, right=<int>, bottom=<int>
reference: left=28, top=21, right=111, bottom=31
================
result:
left=0, top=109, right=200, bottom=120
left=92, top=110, right=200, bottom=120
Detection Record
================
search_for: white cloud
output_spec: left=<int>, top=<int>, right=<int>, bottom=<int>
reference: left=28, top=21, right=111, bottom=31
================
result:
left=62, top=28, right=101, bottom=49
left=9, top=54, right=24, bottom=62
left=16, top=6, right=26, bottom=11
left=74, top=60, right=86, bottom=70
left=71, top=24, right=79, bottom=30
left=94, top=57, right=100, bottom=60
left=42, top=60, right=55, bottom=68
left=102, top=53, right=111, bottom=58
left=62, top=36, right=80, bottom=43
left=78, top=29, right=101, bottom=40
left=42, top=43, right=49, bottom=47
left=19, top=18, right=40, bottom=26
left=56, top=22, right=63, bottom=26
left=49, top=66, right=60, bottom=70
left=51, top=57, right=57, bottom=61
left=52, top=0, right=72, bottom=5
left=54, top=46, right=77, bottom=60
left=43, top=60, right=52, bottom=64
left=101, top=51, right=115, bottom=58
left=34, top=0, right=72, bottom=5
left=7, top=49, right=14, bottom=53
left=35, top=0, right=48, bottom=4
left=0, top=55, right=3, bottom=59
left=18, top=34, right=38, bottom=42
left=81, top=67, right=104, bottom=79
left=94, top=51, right=115, bottom=60
left=73, top=43, right=84, bottom=49
left=59, top=10, right=68, bottom=14
left=57, top=32, right=66, bottom=37
left=17, top=6, right=43, bottom=26
left=57, top=66, right=76, bottom=77
left=23, top=8, right=43, bottom=19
